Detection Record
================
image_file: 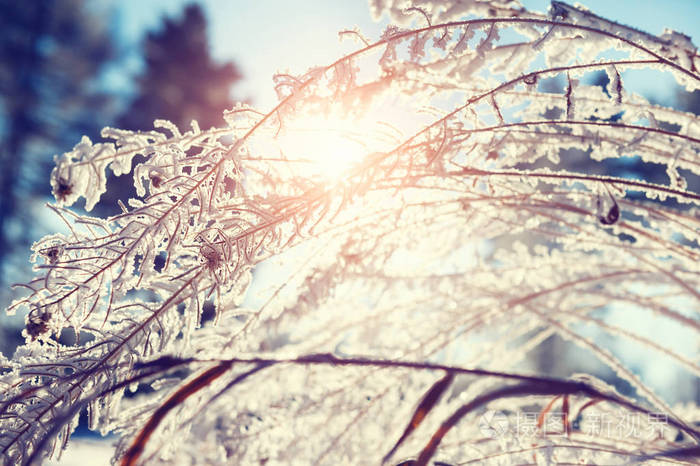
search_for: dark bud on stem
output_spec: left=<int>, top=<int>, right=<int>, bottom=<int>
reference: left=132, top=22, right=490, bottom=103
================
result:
left=523, top=73, right=538, bottom=85
left=26, top=308, right=51, bottom=340
left=599, top=203, right=620, bottom=225
left=55, top=177, right=73, bottom=201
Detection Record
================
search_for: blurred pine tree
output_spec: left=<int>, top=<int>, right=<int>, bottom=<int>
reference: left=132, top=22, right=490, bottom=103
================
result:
left=118, top=4, right=242, bottom=132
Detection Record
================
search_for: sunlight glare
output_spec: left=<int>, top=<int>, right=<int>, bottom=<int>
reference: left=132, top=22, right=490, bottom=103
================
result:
left=276, top=112, right=373, bottom=180
left=271, top=92, right=432, bottom=183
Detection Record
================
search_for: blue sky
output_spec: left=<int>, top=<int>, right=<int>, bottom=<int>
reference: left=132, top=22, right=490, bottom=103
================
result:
left=103, top=0, right=700, bottom=108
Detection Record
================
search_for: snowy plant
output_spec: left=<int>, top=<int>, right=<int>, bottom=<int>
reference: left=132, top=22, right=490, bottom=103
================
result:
left=2, top=1, right=699, bottom=465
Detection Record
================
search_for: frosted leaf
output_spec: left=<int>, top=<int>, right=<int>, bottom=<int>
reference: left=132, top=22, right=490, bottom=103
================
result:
left=565, top=74, right=578, bottom=120
left=409, top=32, right=430, bottom=61
left=379, top=25, right=404, bottom=68
left=223, top=102, right=261, bottom=128
left=190, top=120, right=201, bottom=134
left=476, top=23, right=500, bottom=57
left=100, top=126, right=166, bottom=175
left=153, top=119, right=182, bottom=138
left=452, top=25, right=474, bottom=54
left=605, top=64, right=623, bottom=104
left=51, top=136, right=114, bottom=210
left=660, top=28, right=698, bottom=71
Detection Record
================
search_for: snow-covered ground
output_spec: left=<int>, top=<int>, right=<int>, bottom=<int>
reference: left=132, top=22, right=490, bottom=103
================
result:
left=46, top=439, right=114, bottom=466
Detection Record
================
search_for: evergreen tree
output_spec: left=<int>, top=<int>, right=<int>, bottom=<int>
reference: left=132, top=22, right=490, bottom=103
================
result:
left=118, top=4, right=242, bottom=132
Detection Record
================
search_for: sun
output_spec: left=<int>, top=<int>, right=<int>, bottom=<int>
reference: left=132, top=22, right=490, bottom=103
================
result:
left=270, top=92, right=431, bottom=183
left=275, top=111, right=375, bottom=180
